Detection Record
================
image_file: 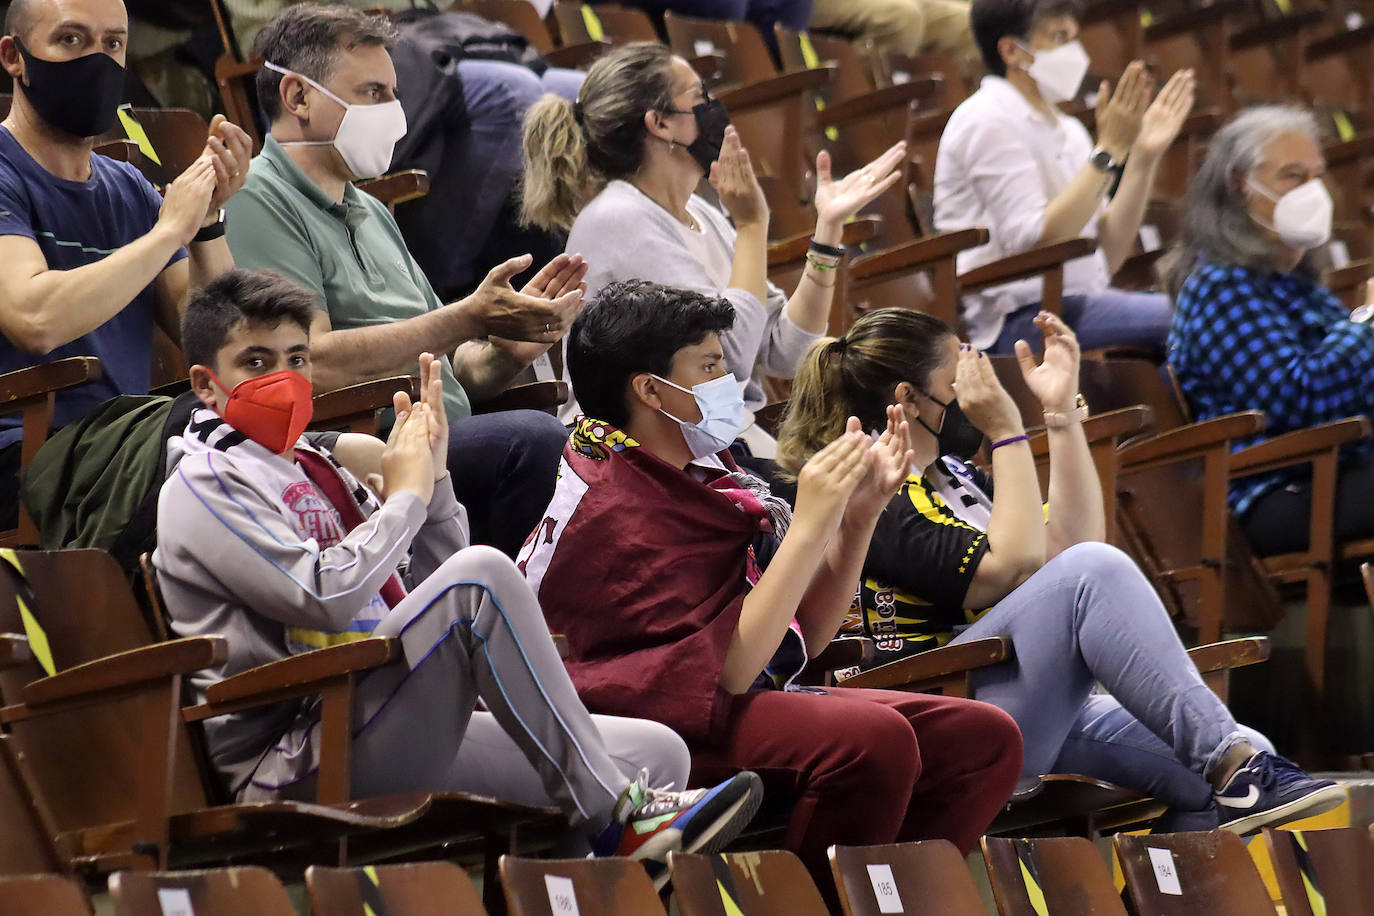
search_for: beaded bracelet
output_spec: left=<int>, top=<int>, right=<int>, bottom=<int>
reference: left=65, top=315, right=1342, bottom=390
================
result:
left=990, top=433, right=1030, bottom=451
left=805, top=253, right=840, bottom=271
left=808, top=239, right=846, bottom=258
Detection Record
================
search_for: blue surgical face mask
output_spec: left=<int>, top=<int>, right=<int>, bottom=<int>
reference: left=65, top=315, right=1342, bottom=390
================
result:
left=653, top=373, right=749, bottom=459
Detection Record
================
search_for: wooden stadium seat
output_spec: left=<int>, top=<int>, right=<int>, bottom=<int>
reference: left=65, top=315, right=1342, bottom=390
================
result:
left=108, top=867, right=295, bottom=916
left=828, top=840, right=984, bottom=916
left=500, top=855, right=666, bottom=916
left=556, top=3, right=660, bottom=45
left=1115, top=830, right=1279, bottom=915
left=670, top=849, right=830, bottom=916
left=450, top=0, right=610, bottom=69
left=307, top=861, right=489, bottom=915
left=1263, top=826, right=1374, bottom=916
left=0, top=549, right=564, bottom=908
left=0, top=358, right=103, bottom=548
left=0, top=874, right=90, bottom=916
left=980, top=835, right=1127, bottom=916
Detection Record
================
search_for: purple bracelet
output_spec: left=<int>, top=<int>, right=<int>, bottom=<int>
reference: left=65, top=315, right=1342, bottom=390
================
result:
left=990, top=434, right=1030, bottom=451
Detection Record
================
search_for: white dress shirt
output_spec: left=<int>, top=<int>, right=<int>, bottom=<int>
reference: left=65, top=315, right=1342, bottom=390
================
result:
left=934, top=75, right=1112, bottom=349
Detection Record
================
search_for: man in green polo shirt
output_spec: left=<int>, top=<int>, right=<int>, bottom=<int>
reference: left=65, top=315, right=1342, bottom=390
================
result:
left=225, top=3, right=582, bottom=556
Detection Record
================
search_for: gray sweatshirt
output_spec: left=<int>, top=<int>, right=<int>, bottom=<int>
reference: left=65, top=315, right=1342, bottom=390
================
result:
left=154, top=410, right=466, bottom=796
left=558, top=180, right=820, bottom=421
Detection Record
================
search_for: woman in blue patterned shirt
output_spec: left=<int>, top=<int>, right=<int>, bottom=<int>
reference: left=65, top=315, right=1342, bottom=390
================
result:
left=1166, top=106, right=1374, bottom=556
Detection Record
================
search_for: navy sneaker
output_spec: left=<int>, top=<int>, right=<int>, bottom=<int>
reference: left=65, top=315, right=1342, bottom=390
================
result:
left=1214, top=752, right=1346, bottom=835
left=592, top=770, right=763, bottom=889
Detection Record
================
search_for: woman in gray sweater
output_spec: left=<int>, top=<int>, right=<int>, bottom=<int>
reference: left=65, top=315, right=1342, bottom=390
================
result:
left=521, top=42, right=906, bottom=452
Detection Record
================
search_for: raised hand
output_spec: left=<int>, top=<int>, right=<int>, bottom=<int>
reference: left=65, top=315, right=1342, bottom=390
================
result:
left=468, top=254, right=585, bottom=343
left=379, top=402, right=436, bottom=505
left=709, top=126, right=769, bottom=228
left=793, top=418, right=874, bottom=536
left=158, top=157, right=219, bottom=247
left=844, top=404, right=915, bottom=523
left=951, top=345, right=1024, bottom=442
left=1133, top=68, right=1196, bottom=160
left=201, top=114, right=253, bottom=217
left=1094, top=60, right=1152, bottom=161
left=1015, top=312, right=1081, bottom=413
left=813, top=140, right=905, bottom=232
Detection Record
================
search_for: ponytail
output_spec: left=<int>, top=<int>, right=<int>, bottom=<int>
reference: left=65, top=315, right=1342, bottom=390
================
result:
left=521, top=94, right=597, bottom=233
left=775, top=309, right=958, bottom=478
left=776, top=337, right=850, bottom=479
left=520, top=42, right=677, bottom=233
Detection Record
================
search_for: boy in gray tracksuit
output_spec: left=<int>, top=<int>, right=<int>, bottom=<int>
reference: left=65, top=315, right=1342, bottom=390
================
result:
left=153, top=268, right=761, bottom=879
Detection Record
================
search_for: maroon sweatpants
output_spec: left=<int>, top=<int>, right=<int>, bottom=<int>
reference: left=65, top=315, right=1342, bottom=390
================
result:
left=689, top=687, right=1023, bottom=902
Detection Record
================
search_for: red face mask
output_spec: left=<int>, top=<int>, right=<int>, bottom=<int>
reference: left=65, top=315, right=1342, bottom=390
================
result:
left=210, top=369, right=314, bottom=454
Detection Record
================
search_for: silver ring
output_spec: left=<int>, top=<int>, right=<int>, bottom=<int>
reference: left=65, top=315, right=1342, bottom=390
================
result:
left=865, top=173, right=876, bottom=185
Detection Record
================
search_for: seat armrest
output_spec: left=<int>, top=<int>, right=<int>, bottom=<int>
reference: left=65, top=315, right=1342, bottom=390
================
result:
left=201, top=637, right=398, bottom=709
left=1187, top=637, right=1270, bottom=674
left=0, top=634, right=31, bottom=670
left=0, top=357, right=103, bottom=410
left=1117, top=411, right=1266, bottom=470
left=1230, top=416, right=1372, bottom=479
left=849, top=229, right=989, bottom=279
left=17, top=637, right=227, bottom=709
left=310, top=376, right=420, bottom=431
left=957, top=238, right=1096, bottom=292
left=834, top=637, right=1010, bottom=690
left=1306, top=23, right=1374, bottom=62
left=356, top=169, right=430, bottom=207
left=476, top=380, right=570, bottom=414
left=767, top=217, right=882, bottom=264
left=544, top=39, right=612, bottom=69
left=1229, top=9, right=1325, bottom=51
left=817, top=79, right=945, bottom=127
left=715, top=67, right=836, bottom=110
left=1143, top=0, right=1246, bottom=42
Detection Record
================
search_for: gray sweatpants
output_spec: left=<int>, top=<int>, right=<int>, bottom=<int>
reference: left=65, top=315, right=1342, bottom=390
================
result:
left=953, top=542, right=1265, bottom=813
left=248, top=546, right=688, bottom=829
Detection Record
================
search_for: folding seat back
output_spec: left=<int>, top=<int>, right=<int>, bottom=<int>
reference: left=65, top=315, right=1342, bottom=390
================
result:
left=829, top=840, right=984, bottom=916
left=1263, top=826, right=1374, bottom=916
left=669, top=849, right=830, bottom=916
left=108, top=867, right=295, bottom=916
left=499, top=855, right=666, bottom=916
left=1115, top=830, right=1279, bottom=915
left=981, top=836, right=1127, bottom=916
left=307, top=861, right=489, bottom=915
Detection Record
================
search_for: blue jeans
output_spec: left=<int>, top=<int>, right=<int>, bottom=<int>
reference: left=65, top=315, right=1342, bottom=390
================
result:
left=447, top=409, right=570, bottom=558
left=991, top=290, right=1173, bottom=354
left=951, top=543, right=1269, bottom=821
left=429, top=60, right=585, bottom=293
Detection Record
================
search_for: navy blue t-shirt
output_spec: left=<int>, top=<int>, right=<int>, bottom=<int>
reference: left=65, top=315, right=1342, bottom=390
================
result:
left=0, top=126, right=188, bottom=448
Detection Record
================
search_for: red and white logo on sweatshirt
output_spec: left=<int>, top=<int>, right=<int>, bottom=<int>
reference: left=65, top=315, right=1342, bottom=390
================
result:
left=282, top=481, right=345, bottom=546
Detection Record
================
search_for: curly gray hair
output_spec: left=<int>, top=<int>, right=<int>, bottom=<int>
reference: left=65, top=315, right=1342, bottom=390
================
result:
left=1163, top=105, right=1324, bottom=296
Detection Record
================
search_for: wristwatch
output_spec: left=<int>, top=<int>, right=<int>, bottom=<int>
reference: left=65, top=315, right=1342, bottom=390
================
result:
left=193, top=209, right=227, bottom=244
left=1350, top=304, right=1374, bottom=325
left=1044, top=393, right=1089, bottom=428
left=1088, top=146, right=1118, bottom=173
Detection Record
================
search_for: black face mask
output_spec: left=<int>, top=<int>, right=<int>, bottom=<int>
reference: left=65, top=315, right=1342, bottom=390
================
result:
left=668, top=96, right=730, bottom=174
left=13, top=36, right=126, bottom=138
left=917, top=394, right=985, bottom=461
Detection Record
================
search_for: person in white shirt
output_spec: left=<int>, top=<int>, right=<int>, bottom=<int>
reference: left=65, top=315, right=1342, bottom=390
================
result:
left=934, top=0, right=1195, bottom=353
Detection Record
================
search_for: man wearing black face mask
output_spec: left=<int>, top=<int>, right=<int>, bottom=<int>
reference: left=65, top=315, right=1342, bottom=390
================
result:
left=0, top=0, right=252, bottom=525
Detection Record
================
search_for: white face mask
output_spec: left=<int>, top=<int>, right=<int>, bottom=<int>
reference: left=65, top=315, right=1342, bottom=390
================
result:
left=266, top=61, right=407, bottom=179
left=1247, top=177, right=1333, bottom=250
left=1021, top=39, right=1090, bottom=104
left=652, top=373, right=750, bottom=460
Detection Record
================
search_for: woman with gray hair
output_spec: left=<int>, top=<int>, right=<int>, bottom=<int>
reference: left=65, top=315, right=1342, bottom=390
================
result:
left=1166, top=105, right=1374, bottom=557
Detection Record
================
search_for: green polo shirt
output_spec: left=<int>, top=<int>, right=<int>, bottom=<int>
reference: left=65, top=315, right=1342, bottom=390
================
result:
left=224, top=136, right=471, bottom=421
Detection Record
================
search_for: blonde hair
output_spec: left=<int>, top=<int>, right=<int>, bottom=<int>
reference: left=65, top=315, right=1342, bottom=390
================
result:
left=776, top=309, right=957, bottom=477
left=520, top=43, right=677, bottom=232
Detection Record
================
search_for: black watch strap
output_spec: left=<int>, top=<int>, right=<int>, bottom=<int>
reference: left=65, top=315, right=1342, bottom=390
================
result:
left=193, top=209, right=226, bottom=243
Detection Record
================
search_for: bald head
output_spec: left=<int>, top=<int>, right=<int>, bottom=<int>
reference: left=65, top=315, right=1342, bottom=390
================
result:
left=4, top=0, right=37, bottom=40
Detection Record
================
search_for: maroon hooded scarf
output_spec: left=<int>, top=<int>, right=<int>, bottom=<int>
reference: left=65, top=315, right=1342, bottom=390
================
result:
left=517, top=417, right=775, bottom=745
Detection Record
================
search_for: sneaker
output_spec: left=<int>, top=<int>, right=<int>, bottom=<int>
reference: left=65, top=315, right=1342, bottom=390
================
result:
left=1214, top=751, right=1346, bottom=835
left=592, top=770, right=763, bottom=889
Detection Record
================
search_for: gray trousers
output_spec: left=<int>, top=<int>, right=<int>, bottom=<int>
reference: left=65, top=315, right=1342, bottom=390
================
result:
left=953, top=542, right=1267, bottom=814
left=250, top=546, right=689, bottom=828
